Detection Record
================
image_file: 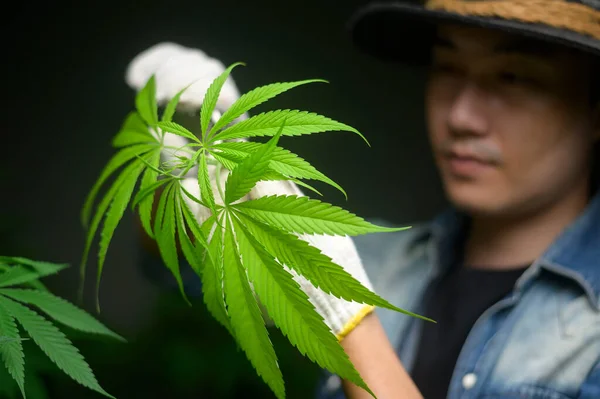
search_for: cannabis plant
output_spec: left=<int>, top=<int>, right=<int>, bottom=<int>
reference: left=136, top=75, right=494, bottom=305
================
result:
left=80, top=63, right=425, bottom=398
left=0, top=257, right=123, bottom=398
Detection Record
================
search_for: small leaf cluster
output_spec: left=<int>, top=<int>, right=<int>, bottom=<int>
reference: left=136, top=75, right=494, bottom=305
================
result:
left=0, top=257, right=123, bottom=398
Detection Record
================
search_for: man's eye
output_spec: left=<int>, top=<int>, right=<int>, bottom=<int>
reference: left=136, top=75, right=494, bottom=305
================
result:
left=431, top=63, right=461, bottom=75
left=498, top=71, right=535, bottom=85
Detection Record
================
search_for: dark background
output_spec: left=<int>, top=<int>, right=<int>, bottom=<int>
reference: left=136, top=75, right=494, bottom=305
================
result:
left=1, top=0, right=446, bottom=398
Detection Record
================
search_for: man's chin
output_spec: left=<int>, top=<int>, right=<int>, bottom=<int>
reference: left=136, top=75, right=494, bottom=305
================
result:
left=443, top=182, right=510, bottom=214
left=449, top=198, right=534, bottom=221
left=447, top=194, right=508, bottom=218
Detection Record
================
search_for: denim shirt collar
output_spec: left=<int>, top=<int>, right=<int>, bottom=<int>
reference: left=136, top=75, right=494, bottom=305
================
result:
left=425, top=191, right=600, bottom=310
left=538, top=191, right=600, bottom=309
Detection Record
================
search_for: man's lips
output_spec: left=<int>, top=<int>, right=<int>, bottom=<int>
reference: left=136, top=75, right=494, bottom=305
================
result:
left=447, top=148, right=497, bottom=165
left=443, top=151, right=497, bottom=176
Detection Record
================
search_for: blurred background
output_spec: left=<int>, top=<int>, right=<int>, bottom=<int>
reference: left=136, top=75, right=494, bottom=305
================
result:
left=1, top=0, right=446, bottom=397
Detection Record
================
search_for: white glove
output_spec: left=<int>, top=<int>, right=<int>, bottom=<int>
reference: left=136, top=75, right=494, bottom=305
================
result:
left=125, top=42, right=242, bottom=113
left=126, top=42, right=375, bottom=340
left=249, top=180, right=376, bottom=339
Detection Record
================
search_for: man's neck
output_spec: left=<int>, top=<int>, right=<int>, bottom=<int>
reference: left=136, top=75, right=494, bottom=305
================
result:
left=463, top=185, right=591, bottom=270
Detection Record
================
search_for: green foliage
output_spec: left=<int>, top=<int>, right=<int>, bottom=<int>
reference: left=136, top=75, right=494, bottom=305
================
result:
left=213, top=141, right=347, bottom=197
left=198, top=151, right=217, bottom=214
left=210, top=79, right=327, bottom=134
left=224, top=124, right=283, bottom=204
left=232, top=218, right=373, bottom=397
left=215, top=109, right=367, bottom=144
left=200, top=62, right=245, bottom=139
left=0, top=302, right=25, bottom=397
left=81, top=64, right=422, bottom=398
left=0, top=257, right=122, bottom=398
left=222, top=217, right=285, bottom=398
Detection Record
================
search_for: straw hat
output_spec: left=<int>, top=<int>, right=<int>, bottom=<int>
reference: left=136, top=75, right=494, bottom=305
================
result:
left=349, top=0, right=600, bottom=63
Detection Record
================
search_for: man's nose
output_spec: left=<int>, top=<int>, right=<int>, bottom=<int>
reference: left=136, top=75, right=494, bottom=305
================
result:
left=447, top=83, right=489, bottom=137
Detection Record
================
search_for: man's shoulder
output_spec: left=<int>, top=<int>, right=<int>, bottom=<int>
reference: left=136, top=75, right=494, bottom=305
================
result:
left=352, top=219, right=436, bottom=354
left=352, top=218, right=433, bottom=275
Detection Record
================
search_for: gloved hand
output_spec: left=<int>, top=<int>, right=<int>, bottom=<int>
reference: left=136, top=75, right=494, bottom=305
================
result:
left=126, top=42, right=375, bottom=340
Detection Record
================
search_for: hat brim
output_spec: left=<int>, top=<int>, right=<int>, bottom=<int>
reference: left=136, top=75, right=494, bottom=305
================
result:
left=349, top=2, right=600, bottom=64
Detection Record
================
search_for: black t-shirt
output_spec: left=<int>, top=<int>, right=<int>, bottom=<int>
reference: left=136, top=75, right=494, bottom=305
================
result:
left=410, top=265, right=528, bottom=399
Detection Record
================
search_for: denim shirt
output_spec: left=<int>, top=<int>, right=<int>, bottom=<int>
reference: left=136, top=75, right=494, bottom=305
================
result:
left=316, top=192, right=600, bottom=399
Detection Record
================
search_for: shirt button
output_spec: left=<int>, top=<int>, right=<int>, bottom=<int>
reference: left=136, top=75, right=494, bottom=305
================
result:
left=462, top=373, right=478, bottom=390
left=326, top=375, right=341, bottom=392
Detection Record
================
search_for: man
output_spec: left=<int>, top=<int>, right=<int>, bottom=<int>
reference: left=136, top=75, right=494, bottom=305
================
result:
left=127, top=1, right=600, bottom=398
left=315, top=1, right=600, bottom=398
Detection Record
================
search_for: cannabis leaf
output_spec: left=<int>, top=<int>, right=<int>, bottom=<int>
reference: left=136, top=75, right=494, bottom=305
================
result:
left=136, top=152, right=162, bottom=238
left=0, top=302, right=25, bottom=398
left=83, top=64, right=424, bottom=398
left=0, top=257, right=67, bottom=293
left=234, top=212, right=429, bottom=321
left=198, top=151, right=217, bottom=214
left=162, top=83, right=193, bottom=123
left=156, top=121, right=201, bottom=144
left=231, top=217, right=374, bottom=397
left=200, top=62, right=245, bottom=139
left=0, top=289, right=124, bottom=342
left=234, top=194, right=404, bottom=236
left=224, top=123, right=283, bottom=204
left=135, top=75, right=158, bottom=126
left=154, top=182, right=189, bottom=304
left=215, top=109, right=368, bottom=144
left=0, top=257, right=122, bottom=398
left=222, top=217, right=284, bottom=398
left=212, top=141, right=347, bottom=197
left=210, top=79, right=327, bottom=135
left=197, top=214, right=232, bottom=335
left=111, top=112, right=155, bottom=148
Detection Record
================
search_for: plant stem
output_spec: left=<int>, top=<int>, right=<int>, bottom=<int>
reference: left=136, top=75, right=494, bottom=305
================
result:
left=177, top=156, right=198, bottom=178
left=162, top=145, right=196, bottom=155
left=215, top=163, right=226, bottom=204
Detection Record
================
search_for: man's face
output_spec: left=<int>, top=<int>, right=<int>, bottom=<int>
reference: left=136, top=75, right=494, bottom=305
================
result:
left=426, top=24, right=599, bottom=218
